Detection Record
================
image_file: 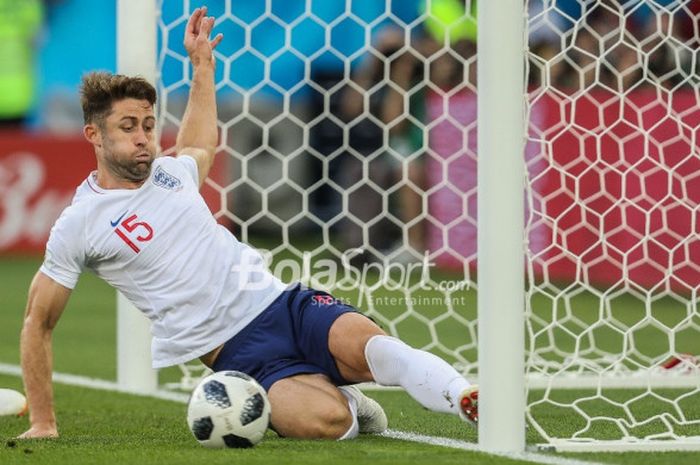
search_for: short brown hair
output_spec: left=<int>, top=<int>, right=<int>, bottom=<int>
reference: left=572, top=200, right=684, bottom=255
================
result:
left=80, top=72, right=157, bottom=125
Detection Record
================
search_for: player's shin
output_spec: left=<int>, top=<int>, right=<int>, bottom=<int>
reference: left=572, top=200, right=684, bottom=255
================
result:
left=364, top=335, right=470, bottom=415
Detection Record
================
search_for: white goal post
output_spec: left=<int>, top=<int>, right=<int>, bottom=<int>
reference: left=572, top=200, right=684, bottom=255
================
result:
left=116, top=0, right=158, bottom=394
left=477, top=0, right=526, bottom=453
left=116, top=0, right=700, bottom=453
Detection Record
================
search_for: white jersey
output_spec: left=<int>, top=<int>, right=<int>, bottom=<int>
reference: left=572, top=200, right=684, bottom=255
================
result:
left=40, top=155, right=286, bottom=368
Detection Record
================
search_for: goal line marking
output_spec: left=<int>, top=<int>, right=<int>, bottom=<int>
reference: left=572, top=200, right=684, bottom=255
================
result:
left=0, top=363, right=611, bottom=465
left=381, top=430, right=612, bottom=465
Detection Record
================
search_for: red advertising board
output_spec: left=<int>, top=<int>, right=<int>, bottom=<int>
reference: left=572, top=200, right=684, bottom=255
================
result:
left=425, top=88, right=700, bottom=290
left=0, top=131, right=230, bottom=254
left=0, top=133, right=93, bottom=253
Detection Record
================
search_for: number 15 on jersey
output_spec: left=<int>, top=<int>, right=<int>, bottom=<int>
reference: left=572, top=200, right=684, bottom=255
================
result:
left=114, top=214, right=154, bottom=253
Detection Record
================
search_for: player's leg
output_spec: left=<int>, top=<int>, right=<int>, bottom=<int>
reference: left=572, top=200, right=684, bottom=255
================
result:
left=267, top=373, right=357, bottom=439
left=328, top=312, right=479, bottom=424
left=210, top=286, right=386, bottom=439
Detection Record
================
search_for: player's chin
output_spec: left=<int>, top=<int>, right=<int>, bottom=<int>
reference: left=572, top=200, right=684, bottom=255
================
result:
left=127, top=162, right=153, bottom=181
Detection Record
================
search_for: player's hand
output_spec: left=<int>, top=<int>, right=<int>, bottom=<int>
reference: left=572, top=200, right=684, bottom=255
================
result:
left=17, top=423, right=58, bottom=439
left=184, top=6, right=224, bottom=68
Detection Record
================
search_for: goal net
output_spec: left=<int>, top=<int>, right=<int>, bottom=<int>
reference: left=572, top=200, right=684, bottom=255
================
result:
left=524, top=0, right=700, bottom=451
left=150, top=0, right=700, bottom=452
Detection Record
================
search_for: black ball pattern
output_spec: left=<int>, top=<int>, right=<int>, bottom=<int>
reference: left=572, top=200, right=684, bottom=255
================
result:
left=191, top=416, right=214, bottom=440
left=222, top=434, right=253, bottom=448
left=203, top=380, right=231, bottom=408
left=240, top=393, right=265, bottom=426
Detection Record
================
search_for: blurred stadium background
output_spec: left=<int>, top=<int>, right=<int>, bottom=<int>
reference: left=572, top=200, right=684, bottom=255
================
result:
left=2, top=0, right=700, bottom=460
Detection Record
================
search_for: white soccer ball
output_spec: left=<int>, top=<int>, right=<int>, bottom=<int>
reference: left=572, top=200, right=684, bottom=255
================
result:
left=186, top=371, right=271, bottom=448
left=0, top=388, right=27, bottom=416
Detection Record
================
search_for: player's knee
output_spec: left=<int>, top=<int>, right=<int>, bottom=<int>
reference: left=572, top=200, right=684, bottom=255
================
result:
left=274, top=400, right=353, bottom=439
left=310, top=401, right=353, bottom=439
left=297, top=402, right=352, bottom=439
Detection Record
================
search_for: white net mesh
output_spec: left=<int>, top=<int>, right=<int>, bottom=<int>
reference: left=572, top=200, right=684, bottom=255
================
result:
left=155, top=0, right=700, bottom=450
left=158, top=0, right=480, bottom=381
left=524, top=0, right=700, bottom=448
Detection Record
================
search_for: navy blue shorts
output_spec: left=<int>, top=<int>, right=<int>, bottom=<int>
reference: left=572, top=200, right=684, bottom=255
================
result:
left=212, top=284, right=357, bottom=391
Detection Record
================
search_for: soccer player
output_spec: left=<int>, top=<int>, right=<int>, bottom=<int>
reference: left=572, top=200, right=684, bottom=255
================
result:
left=18, top=7, right=478, bottom=440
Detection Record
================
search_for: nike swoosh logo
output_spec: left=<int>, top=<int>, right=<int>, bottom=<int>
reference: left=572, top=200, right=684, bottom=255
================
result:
left=110, top=211, right=128, bottom=228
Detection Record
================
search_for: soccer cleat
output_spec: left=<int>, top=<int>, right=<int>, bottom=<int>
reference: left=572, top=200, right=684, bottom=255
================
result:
left=458, top=385, right=479, bottom=426
left=342, top=386, right=388, bottom=434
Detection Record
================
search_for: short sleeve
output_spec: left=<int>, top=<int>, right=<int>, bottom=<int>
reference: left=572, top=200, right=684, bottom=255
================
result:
left=175, top=155, right=200, bottom=185
left=39, top=206, right=87, bottom=289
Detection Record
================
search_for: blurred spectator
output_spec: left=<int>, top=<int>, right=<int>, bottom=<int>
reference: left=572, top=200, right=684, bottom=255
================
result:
left=528, top=0, right=575, bottom=92
left=332, top=1, right=482, bottom=262
left=528, top=0, right=700, bottom=93
left=306, top=1, right=423, bottom=232
left=0, top=0, right=43, bottom=129
left=382, top=36, right=430, bottom=257
left=338, top=28, right=410, bottom=260
left=336, top=1, right=478, bottom=263
left=557, top=1, right=631, bottom=92
left=500, top=0, right=698, bottom=94
left=638, top=3, right=699, bottom=89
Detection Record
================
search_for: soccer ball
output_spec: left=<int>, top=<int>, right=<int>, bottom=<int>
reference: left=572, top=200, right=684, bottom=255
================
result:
left=0, top=389, right=27, bottom=416
left=186, top=371, right=271, bottom=448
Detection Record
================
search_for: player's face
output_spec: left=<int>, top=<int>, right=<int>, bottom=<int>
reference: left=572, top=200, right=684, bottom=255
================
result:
left=99, top=98, right=157, bottom=183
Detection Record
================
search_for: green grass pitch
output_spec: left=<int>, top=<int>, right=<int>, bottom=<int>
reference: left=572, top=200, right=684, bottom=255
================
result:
left=1, top=256, right=699, bottom=465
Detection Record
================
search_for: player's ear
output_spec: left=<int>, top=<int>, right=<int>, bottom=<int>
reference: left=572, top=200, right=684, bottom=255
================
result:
left=83, top=123, right=102, bottom=147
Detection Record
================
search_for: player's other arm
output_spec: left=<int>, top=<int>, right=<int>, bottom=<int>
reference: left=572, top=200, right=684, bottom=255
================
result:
left=176, top=7, right=224, bottom=187
left=18, top=272, right=71, bottom=439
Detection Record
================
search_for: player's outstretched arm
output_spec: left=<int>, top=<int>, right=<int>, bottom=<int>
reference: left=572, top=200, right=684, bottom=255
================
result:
left=176, top=6, right=224, bottom=186
left=17, top=272, right=71, bottom=439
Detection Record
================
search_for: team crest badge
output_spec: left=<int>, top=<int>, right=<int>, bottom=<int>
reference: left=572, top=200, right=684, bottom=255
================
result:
left=153, top=166, right=183, bottom=191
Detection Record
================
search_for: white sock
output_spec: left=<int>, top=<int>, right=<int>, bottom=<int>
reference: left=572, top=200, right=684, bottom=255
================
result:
left=337, top=390, right=359, bottom=440
left=364, top=335, right=470, bottom=415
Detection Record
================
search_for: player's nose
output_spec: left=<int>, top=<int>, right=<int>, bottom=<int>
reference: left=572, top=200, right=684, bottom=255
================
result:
left=133, top=128, right=149, bottom=146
